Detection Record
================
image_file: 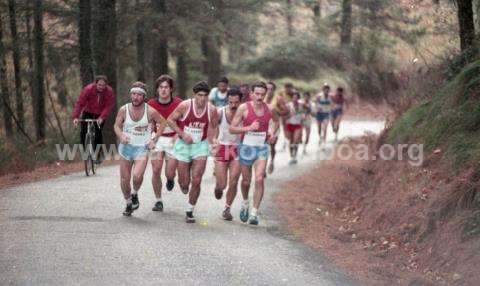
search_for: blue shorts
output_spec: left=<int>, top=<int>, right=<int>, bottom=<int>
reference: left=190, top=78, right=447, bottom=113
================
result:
left=316, top=112, right=330, bottom=122
left=331, top=108, right=343, bottom=119
left=238, top=144, right=269, bottom=166
left=118, top=144, right=148, bottom=161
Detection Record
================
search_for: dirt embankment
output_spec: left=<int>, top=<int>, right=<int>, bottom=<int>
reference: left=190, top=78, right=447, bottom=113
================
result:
left=276, top=136, right=480, bottom=286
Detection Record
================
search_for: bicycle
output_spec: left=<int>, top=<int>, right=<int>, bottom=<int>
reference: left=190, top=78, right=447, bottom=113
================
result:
left=78, top=119, right=100, bottom=176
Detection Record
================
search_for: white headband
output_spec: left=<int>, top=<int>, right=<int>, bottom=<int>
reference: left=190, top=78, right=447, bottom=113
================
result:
left=130, top=87, right=146, bottom=95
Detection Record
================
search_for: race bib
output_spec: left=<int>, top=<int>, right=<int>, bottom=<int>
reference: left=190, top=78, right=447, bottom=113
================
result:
left=184, top=126, right=203, bottom=143
left=243, top=131, right=266, bottom=146
left=129, top=128, right=150, bottom=146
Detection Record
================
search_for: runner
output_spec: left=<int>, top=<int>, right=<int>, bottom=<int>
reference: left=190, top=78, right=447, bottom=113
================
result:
left=331, top=87, right=348, bottom=141
left=72, top=75, right=116, bottom=163
left=277, top=83, right=295, bottom=150
left=239, top=83, right=251, bottom=103
left=209, top=76, right=229, bottom=107
left=315, top=84, right=332, bottom=145
left=147, top=75, right=183, bottom=212
left=211, top=88, right=242, bottom=221
left=229, top=81, right=280, bottom=225
left=300, top=92, right=313, bottom=154
left=167, top=81, right=217, bottom=223
left=114, top=82, right=166, bottom=216
left=284, top=91, right=303, bottom=164
left=265, top=81, right=285, bottom=174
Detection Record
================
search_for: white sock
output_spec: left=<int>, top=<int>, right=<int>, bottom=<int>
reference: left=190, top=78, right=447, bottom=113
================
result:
left=225, top=204, right=231, bottom=209
left=126, top=197, right=132, bottom=205
left=242, top=200, right=249, bottom=208
left=251, top=208, right=258, bottom=216
left=132, top=189, right=138, bottom=195
left=186, top=203, right=194, bottom=212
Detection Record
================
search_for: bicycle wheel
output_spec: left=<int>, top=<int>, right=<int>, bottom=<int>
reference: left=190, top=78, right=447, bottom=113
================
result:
left=84, top=134, right=95, bottom=176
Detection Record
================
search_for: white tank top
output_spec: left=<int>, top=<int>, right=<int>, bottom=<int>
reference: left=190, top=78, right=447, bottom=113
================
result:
left=286, top=102, right=303, bottom=125
left=218, top=107, right=239, bottom=145
left=123, top=103, right=151, bottom=146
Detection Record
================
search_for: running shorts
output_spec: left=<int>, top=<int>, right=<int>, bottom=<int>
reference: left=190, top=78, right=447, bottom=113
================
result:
left=285, top=123, right=302, bottom=133
left=214, top=144, right=238, bottom=163
left=331, top=108, right=343, bottom=119
left=118, top=143, right=148, bottom=161
left=315, top=112, right=330, bottom=122
left=154, top=135, right=175, bottom=156
left=173, top=139, right=209, bottom=163
left=238, top=144, right=269, bottom=166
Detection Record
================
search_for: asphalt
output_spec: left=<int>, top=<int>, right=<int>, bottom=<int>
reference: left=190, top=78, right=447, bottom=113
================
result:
left=0, top=120, right=384, bottom=286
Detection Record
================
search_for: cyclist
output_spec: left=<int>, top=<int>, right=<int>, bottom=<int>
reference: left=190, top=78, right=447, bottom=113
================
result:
left=72, top=75, right=115, bottom=163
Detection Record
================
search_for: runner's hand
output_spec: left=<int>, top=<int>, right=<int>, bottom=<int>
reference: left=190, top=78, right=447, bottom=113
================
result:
left=209, top=143, right=220, bottom=157
left=267, top=134, right=277, bottom=145
left=248, top=120, right=260, bottom=132
left=97, top=118, right=104, bottom=125
left=181, top=133, right=194, bottom=144
left=147, top=139, right=156, bottom=150
left=73, top=118, right=79, bottom=128
left=120, top=133, right=130, bottom=144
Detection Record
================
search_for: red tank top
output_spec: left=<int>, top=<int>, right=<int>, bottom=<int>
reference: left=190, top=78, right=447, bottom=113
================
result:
left=241, top=101, right=271, bottom=143
left=177, top=99, right=210, bottom=141
left=148, top=96, right=182, bottom=137
left=332, top=93, right=344, bottom=105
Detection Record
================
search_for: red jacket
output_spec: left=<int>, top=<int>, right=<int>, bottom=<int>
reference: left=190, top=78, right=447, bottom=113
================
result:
left=72, top=83, right=116, bottom=120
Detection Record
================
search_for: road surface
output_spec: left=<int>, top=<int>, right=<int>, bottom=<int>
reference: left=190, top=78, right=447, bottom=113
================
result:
left=0, top=120, right=384, bottom=285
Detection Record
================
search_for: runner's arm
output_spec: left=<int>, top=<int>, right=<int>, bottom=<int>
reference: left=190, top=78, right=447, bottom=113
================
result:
left=229, top=104, right=252, bottom=134
left=149, top=108, right=167, bottom=142
left=270, top=106, right=280, bottom=137
left=166, top=102, right=187, bottom=138
left=207, top=104, right=219, bottom=145
left=114, top=106, right=128, bottom=144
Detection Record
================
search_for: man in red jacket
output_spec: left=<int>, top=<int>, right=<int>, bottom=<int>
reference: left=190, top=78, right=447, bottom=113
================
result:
left=72, top=75, right=116, bottom=162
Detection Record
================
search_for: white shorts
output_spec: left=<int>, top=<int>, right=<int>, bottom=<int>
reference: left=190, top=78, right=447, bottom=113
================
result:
left=154, top=136, right=175, bottom=156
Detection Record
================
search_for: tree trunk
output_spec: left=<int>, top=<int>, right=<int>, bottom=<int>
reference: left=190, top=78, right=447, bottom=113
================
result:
left=201, top=35, right=222, bottom=87
left=151, top=0, right=168, bottom=81
left=25, top=10, right=36, bottom=107
left=46, top=45, right=68, bottom=108
left=33, top=0, right=46, bottom=142
left=176, top=48, right=188, bottom=99
left=116, top=0, right=129, bottom=100
left=312, top=0, right=322, bottom=34
left=8, top=0, right=24, bottom=129
left=286, top=0, right=294, bottom=36
left=457, top=0, right=475, bottom=52
left=340, top=0, right=352, bottom=47
left=78, top=0, right=94, bottom=86
left=136, top=0, right=146, bottom=82
left=0, top=15, right=13, bottom=137
left=92, top=0, right=117, bottom=145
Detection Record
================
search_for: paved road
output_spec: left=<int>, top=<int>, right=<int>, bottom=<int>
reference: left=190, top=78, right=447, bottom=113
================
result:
left=0, top=120, right=384, bottom=286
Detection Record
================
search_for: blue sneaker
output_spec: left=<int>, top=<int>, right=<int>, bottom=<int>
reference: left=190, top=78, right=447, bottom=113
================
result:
left=240, top=205, right=249, bottom=223
left=248, top=215, right=259, bottom=225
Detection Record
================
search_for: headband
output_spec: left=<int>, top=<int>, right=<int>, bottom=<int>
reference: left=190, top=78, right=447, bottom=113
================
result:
left=130, top=87, right=146, bottom=95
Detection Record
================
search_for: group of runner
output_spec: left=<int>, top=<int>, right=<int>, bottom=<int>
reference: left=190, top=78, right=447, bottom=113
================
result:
left=73, top=75, right=347, bottom=225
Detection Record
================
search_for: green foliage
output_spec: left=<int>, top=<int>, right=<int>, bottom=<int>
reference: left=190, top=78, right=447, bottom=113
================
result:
left=388, top=60, right=480, bottom=168
left=241, top=35, right=337, bottom=80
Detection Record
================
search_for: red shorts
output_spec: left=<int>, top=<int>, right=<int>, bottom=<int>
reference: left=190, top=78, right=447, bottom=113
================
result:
left=214, top=144, right=238, bottom=162
left=285, top=123, right=302, bottom=133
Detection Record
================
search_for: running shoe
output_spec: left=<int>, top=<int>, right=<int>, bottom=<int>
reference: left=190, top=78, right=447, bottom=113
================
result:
left=166, top=179, right=175, bottom=191
left=185, top=211, right=196, bottom=223
left=123, top=204, right=133, bottom=216
left=131, top=194, right=139, bottom=210
left=214, top=189, right=223, bottom=200
left=152, top=201, right=164, bottom=212
left=240, top=205, right=249, bottom=223
left=222, top=207, right=233, bottom=221
left=248, top=215, right=259, bottom=225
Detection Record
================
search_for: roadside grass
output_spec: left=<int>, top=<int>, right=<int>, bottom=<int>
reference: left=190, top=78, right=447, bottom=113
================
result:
left=388, top=60, right=480, bottom=171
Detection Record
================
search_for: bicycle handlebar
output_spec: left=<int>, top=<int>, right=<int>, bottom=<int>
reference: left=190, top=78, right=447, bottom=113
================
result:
left=77, top=119, right=100, bottom=123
